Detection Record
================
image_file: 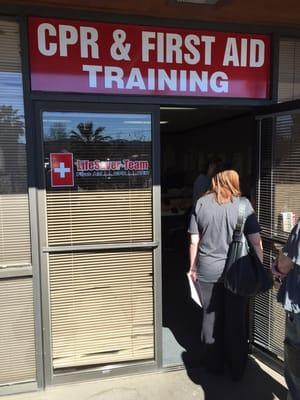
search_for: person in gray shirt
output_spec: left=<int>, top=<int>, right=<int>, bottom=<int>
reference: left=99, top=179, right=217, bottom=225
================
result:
left=273, top=221, right=300, bottom=400
left=188, top=169, right=262, bottom=380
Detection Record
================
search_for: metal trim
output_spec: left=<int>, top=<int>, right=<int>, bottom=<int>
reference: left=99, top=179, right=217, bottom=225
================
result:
left=52, top=361, right=157, bottom=385
left=270, top=117, right=275, bottom=240
left=20, top=14, right=45, bottom=390
left=257, top=119, right=262, bottom=222
left=256, top=108, right=300, bottom=120
left=30, top=91, right=274, bottom=107
left=152, top=106, right=163, bottom=368
left=252, top=347, right=283, bottom=376
left=0, top=381, right=38, bottom=396
left=255, top=100, right=300, bottom=118
left=43, top=242, right=159, bottom=253
left=270, top=33, right=280, bottom=102
left=37, top=196, right=53, bottom=387
left=33, top=101, right=159, bottom=115
left=33, top=105, right=53, bottom=386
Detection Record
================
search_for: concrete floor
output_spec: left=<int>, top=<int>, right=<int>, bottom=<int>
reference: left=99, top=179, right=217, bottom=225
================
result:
left=2, top=356, right=287, bottom=400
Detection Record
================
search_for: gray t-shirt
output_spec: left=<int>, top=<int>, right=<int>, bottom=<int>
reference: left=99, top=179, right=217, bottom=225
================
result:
left=188, top=193, right=260, bottom=283
left=278, top=221, right=300, bottom=313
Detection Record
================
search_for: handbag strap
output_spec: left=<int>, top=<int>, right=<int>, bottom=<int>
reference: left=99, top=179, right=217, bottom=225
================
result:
left=235, top=197, right=247, bottom=233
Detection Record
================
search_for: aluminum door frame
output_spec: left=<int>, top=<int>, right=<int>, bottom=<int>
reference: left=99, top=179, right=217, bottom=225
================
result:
left=252, top=105, right=300, bottom=361
left=34, top=101, right=162, bottom=386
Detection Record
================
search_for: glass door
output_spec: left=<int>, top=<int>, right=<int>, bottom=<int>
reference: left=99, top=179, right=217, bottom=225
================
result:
left=36, top=104, right=161, bottom=384
left=253, top=107, right=300, bottom=361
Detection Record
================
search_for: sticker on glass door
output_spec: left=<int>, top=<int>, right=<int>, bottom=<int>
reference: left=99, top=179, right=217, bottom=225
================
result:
left=50, top=153, right=74, bottom=187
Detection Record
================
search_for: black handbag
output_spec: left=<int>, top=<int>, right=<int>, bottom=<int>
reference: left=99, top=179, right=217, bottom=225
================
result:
left=224, top=197, right=273, bottom=297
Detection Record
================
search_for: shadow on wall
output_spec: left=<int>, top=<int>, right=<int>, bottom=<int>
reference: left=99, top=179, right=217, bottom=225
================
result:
left=183, top=357, right=287, bottom=400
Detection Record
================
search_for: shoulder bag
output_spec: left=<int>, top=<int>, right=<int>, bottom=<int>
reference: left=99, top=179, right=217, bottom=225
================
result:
left=224, top=197, right=273, bottom=297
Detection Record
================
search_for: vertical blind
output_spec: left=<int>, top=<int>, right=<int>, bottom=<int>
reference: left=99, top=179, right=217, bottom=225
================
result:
left=0, top=20, right=35, bottom=386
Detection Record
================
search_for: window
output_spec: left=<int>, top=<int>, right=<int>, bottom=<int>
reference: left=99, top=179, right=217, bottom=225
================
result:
left=0, top=19, right=35, bottom=386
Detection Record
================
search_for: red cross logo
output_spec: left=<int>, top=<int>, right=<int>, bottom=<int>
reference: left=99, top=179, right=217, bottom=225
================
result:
left=50, top=153, right=74, bottom=187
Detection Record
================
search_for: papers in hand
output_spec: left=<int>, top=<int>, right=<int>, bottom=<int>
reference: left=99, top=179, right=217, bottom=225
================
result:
left=187, top=273, right=202, bottom=307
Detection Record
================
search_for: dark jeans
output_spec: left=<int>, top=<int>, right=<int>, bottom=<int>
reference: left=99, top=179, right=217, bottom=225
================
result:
left=195, top=280, right=249, bottom=379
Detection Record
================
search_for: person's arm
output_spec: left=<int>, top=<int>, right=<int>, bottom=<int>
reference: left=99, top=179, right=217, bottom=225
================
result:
left=277, top=252, right=293, bottom=275
left=272, top=222, right=300, bottom=277
left=189, top=233, right=200, bottom=282
left=248, top=232, right=263, bottom=263
left=272, top=252, right=293, bottom=285
left=243, top=202, right=263, bottom=263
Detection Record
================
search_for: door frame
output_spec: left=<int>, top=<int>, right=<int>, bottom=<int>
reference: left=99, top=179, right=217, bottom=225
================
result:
left=255, top=100, right=300, bottom=229
left=33, top=101, right=162, bottom=386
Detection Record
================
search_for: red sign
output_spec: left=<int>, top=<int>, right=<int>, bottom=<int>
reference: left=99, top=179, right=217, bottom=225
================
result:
left=29, top=17, right=271, bottom=99
left=50, top=153, right=74, bottom=187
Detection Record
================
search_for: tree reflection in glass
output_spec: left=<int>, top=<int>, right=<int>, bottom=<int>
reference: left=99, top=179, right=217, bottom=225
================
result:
left=0, top=105, right=26, bottom=193
left=43, top=112, right=152, bottom=191
left=70, top=122, right=111, bottom=143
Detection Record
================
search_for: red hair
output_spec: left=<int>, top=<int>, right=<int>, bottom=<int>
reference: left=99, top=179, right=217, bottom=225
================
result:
left=211, top=170, right=241, bottom=204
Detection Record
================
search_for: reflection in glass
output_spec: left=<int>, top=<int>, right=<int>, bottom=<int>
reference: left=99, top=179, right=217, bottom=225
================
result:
left=0, top=73, right=27, bottom=194
left=0, top=20, right=35, bottom=386
left=70, top=122, right=112, bottom=143
left=43, top=112, right=152, bottom=191
left=44, top=112, right=155, bottom=369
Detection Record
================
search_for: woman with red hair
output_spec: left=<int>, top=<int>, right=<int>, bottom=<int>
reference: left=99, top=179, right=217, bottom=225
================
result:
left=188, top=169, right=263, bottom=381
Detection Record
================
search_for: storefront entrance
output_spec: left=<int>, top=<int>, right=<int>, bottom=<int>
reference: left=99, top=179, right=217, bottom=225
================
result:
left=35, top=102, right=161, bottom=384
left=2, top=8, right=300, bottom=395
left=31, top=99, right=300, bottom=386
left=160, top=104, right=300, bottom=368
left=159, top=105, right=256, bottom=366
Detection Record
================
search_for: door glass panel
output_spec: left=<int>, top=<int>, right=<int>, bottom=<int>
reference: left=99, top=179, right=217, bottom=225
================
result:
left=253, top=112, right=300, bottom=361
left=42, top=111, right=154, bottom=371
left=273, top=113, right=300, bottom=239
left=43, top=112, right=152, bottom=245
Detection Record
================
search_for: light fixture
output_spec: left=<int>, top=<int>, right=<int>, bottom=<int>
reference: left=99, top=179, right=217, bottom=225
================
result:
left=123, top=120, right=151, bottom=124
left=160, top=107, right=198, bottom=110
left=176, top=0, right=219, bottom=4
left=160, top=121, right=168, bottom=125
